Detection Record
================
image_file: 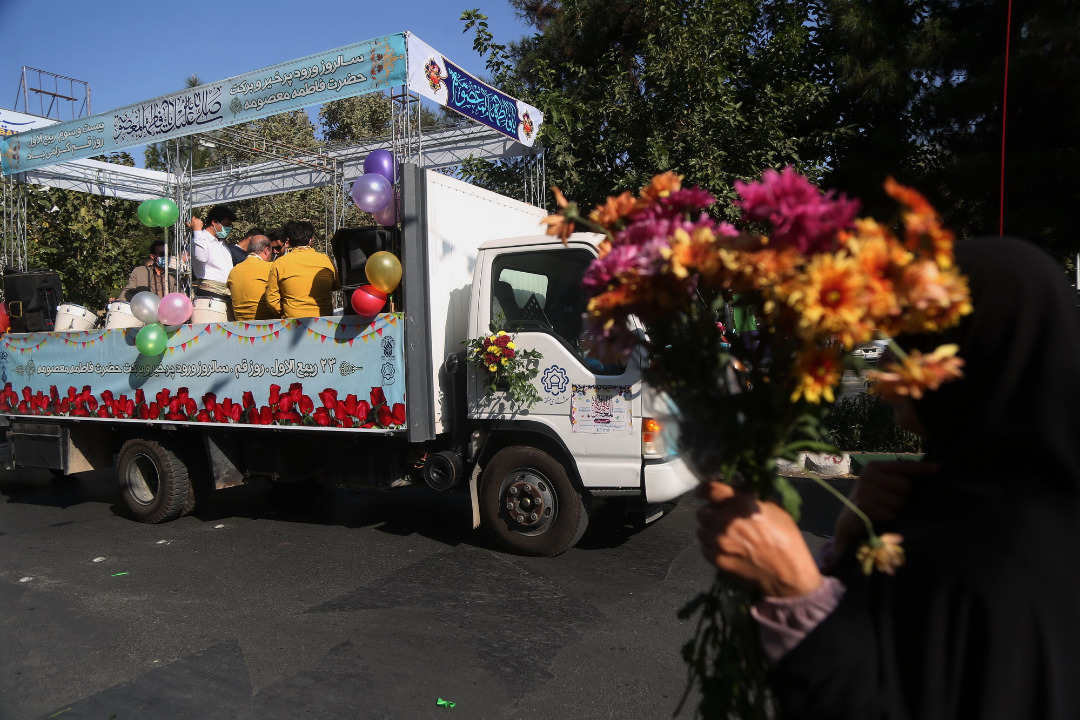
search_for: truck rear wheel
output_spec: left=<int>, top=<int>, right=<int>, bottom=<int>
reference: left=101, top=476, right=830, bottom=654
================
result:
left=480, top=446, right=588, bottom=557
left=117, top=438, right=191, bottom=524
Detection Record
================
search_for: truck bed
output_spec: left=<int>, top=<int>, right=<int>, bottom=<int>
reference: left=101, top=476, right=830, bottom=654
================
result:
left=0, top=314, right=406, bottom=432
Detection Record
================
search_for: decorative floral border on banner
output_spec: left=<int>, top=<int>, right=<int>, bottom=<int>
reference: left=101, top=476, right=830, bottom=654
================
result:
left=0, top=381, right=406, bottom=428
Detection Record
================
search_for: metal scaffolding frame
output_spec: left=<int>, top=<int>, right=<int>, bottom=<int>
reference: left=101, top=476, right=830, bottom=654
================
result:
left=14, top=67, right=91, bottom=121
left=1, top=86, right=546, bottom=278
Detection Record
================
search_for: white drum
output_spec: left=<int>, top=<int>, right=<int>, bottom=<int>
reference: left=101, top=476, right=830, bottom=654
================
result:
left=54, top=303, right=99, bottom=332
left=192, top=297, right=228, bottom=323
left=105, top=301, right=145, bottom=330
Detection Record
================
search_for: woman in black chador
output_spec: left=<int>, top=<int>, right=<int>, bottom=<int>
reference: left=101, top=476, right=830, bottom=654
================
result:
left=698, top=236, right=1080, bottom=719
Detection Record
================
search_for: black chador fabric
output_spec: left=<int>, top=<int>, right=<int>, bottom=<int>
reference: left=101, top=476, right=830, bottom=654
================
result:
left=773, top=237, right=1080, bottom=719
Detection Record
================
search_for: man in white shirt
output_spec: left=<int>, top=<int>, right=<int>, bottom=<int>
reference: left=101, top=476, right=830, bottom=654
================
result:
left=186, top=205, right=237, bottom=307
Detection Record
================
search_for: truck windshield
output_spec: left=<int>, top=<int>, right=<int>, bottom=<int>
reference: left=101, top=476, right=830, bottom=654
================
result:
left=490, top=249, right=625, bottom=373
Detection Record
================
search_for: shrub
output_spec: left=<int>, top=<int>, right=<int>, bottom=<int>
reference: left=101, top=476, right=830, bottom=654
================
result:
left=824, top=392, right=923, bottom=453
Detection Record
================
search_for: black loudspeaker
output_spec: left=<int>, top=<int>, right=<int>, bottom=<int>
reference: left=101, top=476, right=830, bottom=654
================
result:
left=3, top=270, right=63, bottom=332
left=330, top=227, right=394, bottom=311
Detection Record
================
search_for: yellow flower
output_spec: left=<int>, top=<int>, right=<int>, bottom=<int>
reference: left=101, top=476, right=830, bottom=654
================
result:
left=867, top=343, right=965, bottom=400
left=487, top=345, right=501, bottom=356
left=507, top=342, right=515, bottom=349
left=501, top=357, right=509, bottom=366
left=496, top=331, right=508, bottom=337
left=487, top=364, right=498, bottom=372
left=789, top=345, right=844, bottom=404
left=856, top=533, right=905, bottom=575
left=783, top=253, right=873, bottom=348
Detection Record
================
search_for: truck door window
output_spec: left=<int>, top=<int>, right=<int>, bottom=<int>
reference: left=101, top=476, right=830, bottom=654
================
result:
left=490, top=250, right=625, bottom=373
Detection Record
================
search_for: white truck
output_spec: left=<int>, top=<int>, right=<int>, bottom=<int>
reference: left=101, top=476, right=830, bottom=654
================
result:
left=0, top=164, right=696, bottom=556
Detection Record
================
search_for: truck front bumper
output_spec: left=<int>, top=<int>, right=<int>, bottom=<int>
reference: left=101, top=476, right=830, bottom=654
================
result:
left=643, top=455, right=698, bottom=503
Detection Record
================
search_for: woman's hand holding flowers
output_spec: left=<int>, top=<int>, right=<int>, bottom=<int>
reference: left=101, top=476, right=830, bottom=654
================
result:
left=697, top=481, right=823, bottom=599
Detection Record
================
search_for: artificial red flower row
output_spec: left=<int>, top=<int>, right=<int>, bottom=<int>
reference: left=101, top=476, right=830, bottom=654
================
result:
left=0, top=382, right=406, bottom=429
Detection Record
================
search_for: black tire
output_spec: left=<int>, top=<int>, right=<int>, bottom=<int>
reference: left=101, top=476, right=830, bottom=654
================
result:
left=480, top=446, right=588, bottom=557
left=117, top=438, right=191, bottom=523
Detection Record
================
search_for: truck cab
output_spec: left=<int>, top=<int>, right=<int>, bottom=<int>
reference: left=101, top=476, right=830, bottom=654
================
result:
left=464, top=235, right=695, bottom=555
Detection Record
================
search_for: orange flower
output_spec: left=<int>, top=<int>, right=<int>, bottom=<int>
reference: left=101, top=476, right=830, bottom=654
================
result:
left=541, top=186, right=576, bottom=243
left=638, top=171, right=683, bottom=208
left=589, top=191, right=638, bottom=230
left=885, top=178, right=955, bottom=268
left=856, top=533, right=905, bottom=575
left=739, top=247, right=802, bottom=291
left=896, top=262, right=973, bottom=333
left=665, top=226, right=722, bottom=281
left=789, top=345, right=844, bottom=404
left=866, top=343, right=965, bottom=400
left=783, top=253, right=873, bottom=348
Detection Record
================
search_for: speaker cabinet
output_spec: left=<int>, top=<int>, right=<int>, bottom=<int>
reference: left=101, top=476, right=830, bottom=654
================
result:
left=3, top=270, right=63, bottom=332
left=330, top=227, right=394, bottom=311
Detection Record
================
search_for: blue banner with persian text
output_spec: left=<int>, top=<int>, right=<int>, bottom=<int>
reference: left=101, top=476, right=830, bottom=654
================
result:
left=1, top=34, right=407, bottom=176
left=0, top=315, right=407, bottom=431
left=406, top=34, right=542, bottom=147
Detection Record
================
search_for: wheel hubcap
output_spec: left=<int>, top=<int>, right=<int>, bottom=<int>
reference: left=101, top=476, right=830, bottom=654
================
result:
left=500, top=471, right=556, bottom=536
left=126, top=453, right=160, bottom=506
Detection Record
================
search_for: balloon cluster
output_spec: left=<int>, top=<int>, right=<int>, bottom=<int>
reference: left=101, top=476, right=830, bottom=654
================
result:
left=350, top=149, right=397, bottom=226
left=130, top=291, right=194, bottom=356
left=137, top=198, right=179, bottom=228
left=350, top=252, right=402, bottom=316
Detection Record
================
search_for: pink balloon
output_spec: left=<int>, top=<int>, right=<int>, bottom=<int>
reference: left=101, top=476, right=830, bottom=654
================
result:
left=374, top=189, right=397, bottom=225
left=350, top=173, right=393, bottom=213
left=350, top=285, right=387, bottom=316
left=157, top=292, right=193, bottom=325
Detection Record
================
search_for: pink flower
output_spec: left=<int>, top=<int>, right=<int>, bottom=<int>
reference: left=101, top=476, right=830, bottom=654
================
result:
left=734, top=166, right=859, bottom=255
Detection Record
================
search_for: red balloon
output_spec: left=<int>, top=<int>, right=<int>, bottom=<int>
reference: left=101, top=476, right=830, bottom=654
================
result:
left=350, top=285, right=387, bottom=316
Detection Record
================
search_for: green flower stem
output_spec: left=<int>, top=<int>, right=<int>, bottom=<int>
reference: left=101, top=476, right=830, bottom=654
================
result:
left=802, top=468, right=879, bottom=542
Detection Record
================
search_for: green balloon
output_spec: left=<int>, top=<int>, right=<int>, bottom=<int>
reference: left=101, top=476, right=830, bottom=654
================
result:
left=137, top=200, right=156, bottom=227
left=135, top=323, right=168, bottom=356
left=148, top=198, right=179, bottom=228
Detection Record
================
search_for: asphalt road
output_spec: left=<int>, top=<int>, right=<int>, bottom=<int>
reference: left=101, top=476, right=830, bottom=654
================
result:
left=0, top=467, right=844, bottom=720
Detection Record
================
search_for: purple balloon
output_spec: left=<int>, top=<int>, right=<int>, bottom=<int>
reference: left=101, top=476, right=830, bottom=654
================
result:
left=374, top=189, right=397, bottom=226
left=351, top=173, right=393, bottom=213
left=363, top=149, right=396, bottom=184
left=157, top=292, right=193, bottom=326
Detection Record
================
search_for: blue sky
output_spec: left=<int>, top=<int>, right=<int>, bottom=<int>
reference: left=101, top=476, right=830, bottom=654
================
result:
left=0, top=0, right=530, bottom=147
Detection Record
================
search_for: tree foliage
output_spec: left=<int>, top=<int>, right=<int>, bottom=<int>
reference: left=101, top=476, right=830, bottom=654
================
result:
left=464, top=0, right=1078, bottom=265
left=822, top=0, right=1080, bottom=262
left=19, top=152, right=154, bottom=310
left=464, top=0, right=841, bottom=221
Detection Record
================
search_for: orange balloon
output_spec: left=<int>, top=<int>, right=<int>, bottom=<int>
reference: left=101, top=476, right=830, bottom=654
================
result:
left=365, top=251, right=402, bottom=293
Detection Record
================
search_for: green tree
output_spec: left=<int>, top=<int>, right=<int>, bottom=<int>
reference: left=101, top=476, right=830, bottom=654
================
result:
left=145, top=75, right=216, bottom=173
left=21, top=152, right=154, bottom=309
left=820, top=0, right=1080, bottom=262
left=320, top=94, right=393, bottom=144
left=464, top=1, right=841, bottom=220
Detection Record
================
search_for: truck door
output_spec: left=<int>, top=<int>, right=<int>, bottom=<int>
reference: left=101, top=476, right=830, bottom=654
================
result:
left=476, top=245, right=644, bottom=492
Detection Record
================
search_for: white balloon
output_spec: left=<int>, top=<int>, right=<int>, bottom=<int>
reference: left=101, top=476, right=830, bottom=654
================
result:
left=130, top=291, right=161, bottom=324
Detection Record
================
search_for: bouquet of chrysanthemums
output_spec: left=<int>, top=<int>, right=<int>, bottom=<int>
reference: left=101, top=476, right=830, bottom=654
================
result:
left=465, top=330, right=543, bottom=407
left=543, top=167, right=971, bottom=718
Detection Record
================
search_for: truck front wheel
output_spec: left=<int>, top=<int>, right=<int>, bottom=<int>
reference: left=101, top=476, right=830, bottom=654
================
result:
left=480, top=446, right=588, bottom=557
left=117, top=438, right=191, bottom=524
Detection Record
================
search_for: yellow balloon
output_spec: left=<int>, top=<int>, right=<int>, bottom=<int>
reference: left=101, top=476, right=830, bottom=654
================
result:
left=365, top=251, right=402, bottom=293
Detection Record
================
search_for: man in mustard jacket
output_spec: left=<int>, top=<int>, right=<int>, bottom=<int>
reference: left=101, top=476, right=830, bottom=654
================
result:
left=226, top=234, right=275, bottom=320
left=266, top=221, right=341, bottom=318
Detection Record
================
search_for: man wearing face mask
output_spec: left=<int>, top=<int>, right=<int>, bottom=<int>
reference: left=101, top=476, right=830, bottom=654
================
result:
left=186, top=204, right=238, bottom=305
left=120, top=239, right=178, bottom=301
